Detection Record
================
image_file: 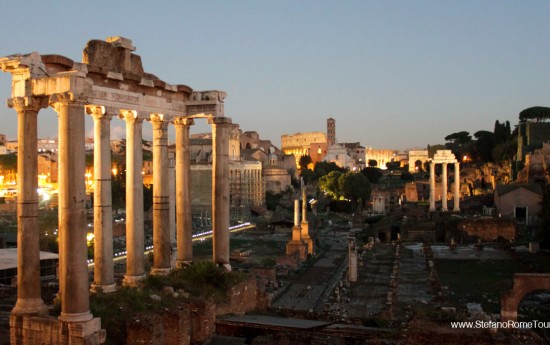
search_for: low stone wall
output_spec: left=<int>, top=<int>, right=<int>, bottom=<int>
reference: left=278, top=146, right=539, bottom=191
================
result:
left=10, top=315, right=105, bottom=345
left=125, top=277, right=262, bottom=344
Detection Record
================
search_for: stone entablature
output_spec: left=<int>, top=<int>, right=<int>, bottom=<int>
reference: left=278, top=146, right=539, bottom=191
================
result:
left=1, top=38, right=224, bottom=121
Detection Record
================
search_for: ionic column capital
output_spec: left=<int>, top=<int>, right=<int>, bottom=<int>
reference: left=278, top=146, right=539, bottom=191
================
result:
left=173, top=117, right=195, bottom=127
left=7, top=96, right=48, bottom=113
left=85, top=105, right=114, bottom=120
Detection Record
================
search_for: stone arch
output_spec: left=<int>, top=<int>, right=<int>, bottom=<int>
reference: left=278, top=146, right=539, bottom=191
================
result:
left=501, top=273, right=550, bottom=321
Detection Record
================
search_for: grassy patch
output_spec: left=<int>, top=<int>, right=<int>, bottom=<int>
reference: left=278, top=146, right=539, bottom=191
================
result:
left=90, top=262, right=247, bottom=344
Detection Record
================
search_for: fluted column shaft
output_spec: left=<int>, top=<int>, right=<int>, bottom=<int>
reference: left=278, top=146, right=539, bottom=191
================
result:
left=442, top=163, right=448, bottom=211
left=210, top=117, right=232, bottom=270
left=122, top=111, right=145, bottom=286
left=151, top=114, right=171, bottom=275
left=454, top=163, right=461, bottom=212
left=174, top=118, right=194, bottom=266
left=52, top=95, right=92, bottom=322
left=429, top=162, right=436, bottom=211
left=9, top=97, right=48, bottom=316
left=87, top=106, right=115, bottom=293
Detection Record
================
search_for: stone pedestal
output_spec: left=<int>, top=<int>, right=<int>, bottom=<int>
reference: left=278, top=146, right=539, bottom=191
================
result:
left=151, top=114, right=171, bottom=275
left=121, top=111, right=145, bottom=286
left=87, top=105, right=115, bottom=294
left=10, top=314, right=105, bottom=345
left=286, top=200, right=307, bottom=261
left=9, top=97, right=48, bottom=316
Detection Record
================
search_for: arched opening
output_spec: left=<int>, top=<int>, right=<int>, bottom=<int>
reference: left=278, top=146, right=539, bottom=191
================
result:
left=518, top=289, right=550, bottom=338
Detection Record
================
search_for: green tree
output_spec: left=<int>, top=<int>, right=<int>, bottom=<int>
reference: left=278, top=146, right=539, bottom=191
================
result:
left=0, top=154, right=17, bottom=171
left=338, top=171, right=371, bottom=209
left=474, top=130, right=494, bottom=162
left=401, top=171, right=414, bottom=182
left=300, top=168, right=315, bottom=184
left=314, top=161, right=344, bottom=175
left=519, top=106, right=550, bottom=123
left=361, top=167, right=383, bottom=184
left=386, top=161, right=401, bottom=171
left=298, top=155, right=312, bottom=170
left=318, top=171, right=342, bottom=199
left=445, top=131, right=471, bottom=146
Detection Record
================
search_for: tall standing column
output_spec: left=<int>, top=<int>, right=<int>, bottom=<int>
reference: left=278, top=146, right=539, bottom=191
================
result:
left=300, top=178, right=313, bottom=254
left=429, top=162, right=436, bottom=211
left=174, top=117, right=194, bottom=267
left=210, top=117, right=232, bottom=271
left=151, top=114, right=171, bottom=275
left=454, top=163, right=461, bottom=212
left=442, top=163, right=448, bottom=211
left=121, top=110, right=145, bottom=287
left=51, top=93, right=92, bottom=322
left=87, top=105, right=115, bottom=293
left=292, top=199, right=301, bottom=241
left=9, top=97, right=48, bottom=316
left=169, top=157, right=176, bottom=247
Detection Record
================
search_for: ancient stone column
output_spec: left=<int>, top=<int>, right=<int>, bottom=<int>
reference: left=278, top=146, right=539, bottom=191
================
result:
left=51, top=93, right=92, bottom=322
left=174, top=117, right=194, bottom=267
left=454, top=163, right=460, bottom=212
left=121, top=110, right=145, bottom=287
left=87, top=105, right=115, bottom=293
left=210, top=116, right=232, bottom=271
left=151, top=114, right=171, bottom=275
left=441, top=162, right=448, bottom=211
left=429, top=162, right=436, bottom=211
left=300, top=178, right=313, bottom=254
left=292, top=199, right=301, bottom=242
left=9, top=96, right=48, bottom=316
left=169, top=157, right=176, bottom=247
left=348, top=237, right=358, bottom=282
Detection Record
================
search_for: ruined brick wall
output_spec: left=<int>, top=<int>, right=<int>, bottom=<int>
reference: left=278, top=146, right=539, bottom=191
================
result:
left=457, top=218, right=515, bottom=241
left=216, top=278, right=259, bottom=316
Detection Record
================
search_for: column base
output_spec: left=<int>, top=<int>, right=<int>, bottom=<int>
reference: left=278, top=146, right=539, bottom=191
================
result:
left=176, top=260, right=193, bottom=269
left=150, top=267, right=171, bottom=276
left=59, top=311, right=94, bottom=323
left=90, top=283, right=117, bottom=294
left=11, top=314, right=105, bottom=345
left=122, top=274, right=146, bottom=287
left=218, top=263, right=232, bottom=272
left=12, top=298, right=48, bottom=316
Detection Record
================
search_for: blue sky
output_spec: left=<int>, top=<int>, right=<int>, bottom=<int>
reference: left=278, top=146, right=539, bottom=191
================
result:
left=1, top=1, right=549, bottom=150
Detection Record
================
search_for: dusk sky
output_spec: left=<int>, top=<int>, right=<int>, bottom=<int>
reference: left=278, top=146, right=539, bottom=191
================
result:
left=1, top=1, right=549, bottom=150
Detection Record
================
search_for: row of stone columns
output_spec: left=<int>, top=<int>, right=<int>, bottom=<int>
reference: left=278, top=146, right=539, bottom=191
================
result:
left=9, top=95, right=233, bottom=323
left=429, top=162, right=460, bottom=212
